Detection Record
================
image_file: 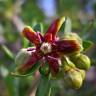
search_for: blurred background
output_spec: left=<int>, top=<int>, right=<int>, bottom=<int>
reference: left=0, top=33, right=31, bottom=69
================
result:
left=0, top=0, right=96, bottom=96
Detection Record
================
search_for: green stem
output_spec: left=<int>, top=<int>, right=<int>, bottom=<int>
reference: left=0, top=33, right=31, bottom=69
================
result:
left=48, top=87, right=52, bottom=96
left=35, top=74, right=52, bottom=96
left=1, top=45, right=14, bottom=60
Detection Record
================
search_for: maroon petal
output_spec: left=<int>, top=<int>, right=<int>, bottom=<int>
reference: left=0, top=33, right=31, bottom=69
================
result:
left=53, top=40, right=81, bottom=54
left=37, top=32, right=44, bottom=43
left=44, top=33, right=52, bottom=42
left=17, top=50, right=43, bottom=74
left=47, top=56, right=60, bottom=76
left=48, top=52, right=60, bottom=58
left=44, top=17, right=65, bottom=40
left=22, top=26, right=41, bottom=46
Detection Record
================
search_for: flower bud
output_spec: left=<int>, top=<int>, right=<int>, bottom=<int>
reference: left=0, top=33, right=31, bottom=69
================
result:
left=61, top=56, right=75, bottom=72
left=64, top=33, right=82, bottom=44
left=79, top=69, right=86, bottom=80
left=64, top=68, right=83, bottom=89
left=71, top=54, right=91, bottom=70
left=64, top=33, right=83, bottom=52
left=15, top=48, right=31, bottom=65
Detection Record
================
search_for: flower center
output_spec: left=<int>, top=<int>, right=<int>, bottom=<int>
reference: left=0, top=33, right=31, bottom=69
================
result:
left=40, top=42, right=52, bottom=54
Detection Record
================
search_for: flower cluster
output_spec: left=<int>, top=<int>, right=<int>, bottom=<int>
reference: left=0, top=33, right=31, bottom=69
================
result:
left=15, top=17, right=91, bottom=89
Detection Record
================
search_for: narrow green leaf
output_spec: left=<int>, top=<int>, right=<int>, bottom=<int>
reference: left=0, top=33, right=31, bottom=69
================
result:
left=36, top=75, right=51, bottom=96
left=0, top=66, right=19, bottom=96
left=11, top=62, right=40, bottom=77
left=83, top=40, right=93, bottom=51
left=33, top=23, right=43, bottom=33
left=1, top=45, right=14, bottom=59
left=22, top=37, right=29, bottom=48
left=5, top=75, right=19, bottom=96
left=59, top=17, right=72, bottom=38
left=64, top=17, right=72, bottom=35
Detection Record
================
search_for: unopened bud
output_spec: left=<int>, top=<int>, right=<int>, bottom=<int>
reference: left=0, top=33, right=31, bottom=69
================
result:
left=64, top=68, right=83, bottom=89
left=64, top=33, right=83, bottom=52
left=61, top=56, right=75, bottom=72
left=15, top=48, right=31, bottom=65
left=64, top=33, right=82, bottom=43
left=79, top=69, right=86, bottom=80
left=71, top=54, right=91, bottom=70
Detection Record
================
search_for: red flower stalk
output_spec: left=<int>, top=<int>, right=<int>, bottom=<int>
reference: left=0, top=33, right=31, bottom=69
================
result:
left=17, top=17, right=81, bottom=76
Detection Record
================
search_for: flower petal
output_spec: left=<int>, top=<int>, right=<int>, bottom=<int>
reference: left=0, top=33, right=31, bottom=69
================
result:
left=45, top=17, right=65, bottom=40
left=53, top=40, right=81, bottom=54
left=37, top=32, right=44, bottom=43
left=44, top=33, right=52, bottom=42
left=16, top=50, right=43, bottom=75
left=47, top=56, right=60, bottom=76
left=22, top=26, right=41, bottom=46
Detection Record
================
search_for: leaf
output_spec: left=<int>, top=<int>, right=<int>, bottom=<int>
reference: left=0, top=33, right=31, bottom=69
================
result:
left=36, top=75, right=51, bottom=96
left=1, top=45, right=14, bottom=60
left=0, top=66, right=19, bottom=96
left=59, top=17, right=72, bottom=38
left=5, top=75, right=19, bottom=96
left=11, top=62, right=40, bottom=77
left=64, top=17, right=72, bottom=35
left=83, top=40, right=93, bottom=51
left=33, top=23, right=43, bottom=33
left=22, top=37, right=29, bottom=48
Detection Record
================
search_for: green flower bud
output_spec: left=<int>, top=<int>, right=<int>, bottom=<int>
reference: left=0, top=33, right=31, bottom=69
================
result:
left=64, top=68, right=83, bottom=89
left=64, top=33, right=83, bottom=52
left=61, top=56, right=75, bottom=72
left=79, top=69, right=86, bottom=80
left=39, top=63, right=50, bottom=76
left=71, top=54, right=91, bottom=70
left=64, top=33, right=82, bottom=44
left=15, top=48, right=31, bottom=65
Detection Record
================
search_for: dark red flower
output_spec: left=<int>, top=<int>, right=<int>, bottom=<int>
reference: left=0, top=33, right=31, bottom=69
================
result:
left=17, top=17, right=81, bottom=76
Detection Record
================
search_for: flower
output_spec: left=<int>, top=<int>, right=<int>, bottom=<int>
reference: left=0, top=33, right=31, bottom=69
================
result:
left=15, top=17, right=81, bottom=77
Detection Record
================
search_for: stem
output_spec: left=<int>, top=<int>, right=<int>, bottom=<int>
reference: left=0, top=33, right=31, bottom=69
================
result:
left=35, top=74, right=52, bottom=96
left=48, top=87, right=52, bottom=96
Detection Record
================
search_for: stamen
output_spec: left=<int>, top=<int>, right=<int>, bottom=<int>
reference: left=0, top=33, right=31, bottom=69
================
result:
left=40, top=42, right=52, bottom=54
